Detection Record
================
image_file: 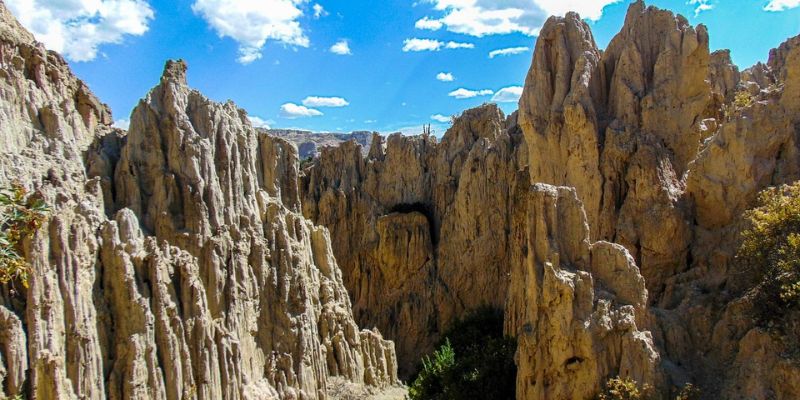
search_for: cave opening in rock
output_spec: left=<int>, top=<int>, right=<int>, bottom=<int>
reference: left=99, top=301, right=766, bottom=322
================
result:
left=388, top=202, right=438, bottom=245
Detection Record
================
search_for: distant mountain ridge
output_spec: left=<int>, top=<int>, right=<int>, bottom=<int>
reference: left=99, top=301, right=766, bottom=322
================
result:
left=265, top=128, right=374, bottom=159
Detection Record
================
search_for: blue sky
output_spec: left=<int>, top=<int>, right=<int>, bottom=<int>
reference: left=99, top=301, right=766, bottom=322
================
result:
left=7, top=0, right=800, bottom=135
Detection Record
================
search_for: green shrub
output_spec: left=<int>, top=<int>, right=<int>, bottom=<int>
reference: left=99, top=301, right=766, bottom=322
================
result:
left=737, top=183, right=800, bottom=326
left=299, top=156, right=315, bottom=169
left=407, top=307, right=516, bottom=400
left=675, top=383, right=701, bottom=400
left=733, top=90, right=755, bottom=109
left=597, top=377, right=652, bottom=400
left=407, top=339, right=455, bottom=399
left=0, top=183, right=48, bottom=289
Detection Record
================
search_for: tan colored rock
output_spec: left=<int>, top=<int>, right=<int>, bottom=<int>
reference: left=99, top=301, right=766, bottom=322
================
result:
left=302, top=104, right=529, bottom=376
left=0, top=3, right=399, bottom=398
left=505, top=184, right=660, bottom=400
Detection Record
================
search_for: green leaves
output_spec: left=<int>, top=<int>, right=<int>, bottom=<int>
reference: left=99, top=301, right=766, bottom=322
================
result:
left=0, top=183, right=49, bottom=290
left=737, top=183, right=800, bottom=326
left=408, top=307, right=517, bottom=400
left=598, top=377, right=652, bottom=400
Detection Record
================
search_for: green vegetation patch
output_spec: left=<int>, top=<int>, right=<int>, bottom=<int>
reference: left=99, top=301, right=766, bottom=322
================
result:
left=408, top=307, right=517, bottom=400
left=0, top=183, right=48, bottom=290
left=737, top=182, right=800, bottom=326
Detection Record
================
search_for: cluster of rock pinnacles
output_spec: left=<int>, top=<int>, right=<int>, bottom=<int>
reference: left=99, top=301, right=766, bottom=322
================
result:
left=0, top=0, right=798, bottom=398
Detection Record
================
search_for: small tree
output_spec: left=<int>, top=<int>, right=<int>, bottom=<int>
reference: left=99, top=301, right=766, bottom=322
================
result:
left=408, top=307, right=517, bottom=400
left=0, top=183, right=49, bottom=290
left=737, top=182, right=800, bottom=326
left=598, top=377, right=652, bottom=400
left=407, top=339, right=455, bottom=400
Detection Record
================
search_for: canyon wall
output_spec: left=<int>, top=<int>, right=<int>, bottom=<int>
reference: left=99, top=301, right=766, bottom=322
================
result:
left=301, top=105, right=530, bottom=375
left=1, top=0, right=799, bottom=398
left=302, top=1, right=800, bottom=398
left=513, top=1, right=800, bottom=398
left=0, top=2, right=398, bottom=398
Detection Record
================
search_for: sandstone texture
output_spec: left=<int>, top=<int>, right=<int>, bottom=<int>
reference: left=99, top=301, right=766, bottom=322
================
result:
left=1, top=0, right=800, bottom=398
left=301, top=106, right=529, bottom=376
left=513, top=1, right=800, bottom=398
left=0, top=2, right=398, bottom=398
left=302, top=1, right=800, bottom=399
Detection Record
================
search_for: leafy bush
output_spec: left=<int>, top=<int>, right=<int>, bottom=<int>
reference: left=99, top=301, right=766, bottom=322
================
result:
left=407, top=307, right=516, bottom=400
left=299, top=156, right=315, bottom=169
left=737, top=182, right=800, bottom=325
left=597, top=377, right=700, bottom=400
left=597, top=377, right=652, bottom=400
left=675, top=383, right=701, bottom=400
left=0, top=183, right=48, bottom=289
left=733, top=90, right=755, bottom=109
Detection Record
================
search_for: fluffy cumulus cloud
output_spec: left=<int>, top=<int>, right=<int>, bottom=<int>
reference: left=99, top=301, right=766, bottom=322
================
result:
left=448, top=88, right=493, bottom=99
left=415, top=16, right=444, bottom=30
left=7, top=0, right=154, bottom=62
left=436, top=72, right=455, bottom=81
left=402, top=38, right=474, bottom=52
left=415, top=0, right=621, bottom=37
left=330, top=39, right=352, bottom=55
left=491, top=86, right=523, bottom=102
left=431, top=114, right=451, bottom=123
left=192, top=0, right=310, bottom=64
left=302, top=96, right=350, bottom=107
left=764, top=0, right=800, bottom=11
left=248, top=116, right=273, bottom=128
left=280, top=103, right=323, bottom=118
left=489, top=46, right=529, bottom=58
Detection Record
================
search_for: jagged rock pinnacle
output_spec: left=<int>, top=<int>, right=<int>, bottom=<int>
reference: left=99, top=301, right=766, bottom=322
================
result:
left=161, top=59, right=188, bottom=86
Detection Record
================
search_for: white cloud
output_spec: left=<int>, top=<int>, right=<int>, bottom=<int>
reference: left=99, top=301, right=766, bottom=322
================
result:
left=436, top=72, right=455, bottom=81
left=416, top=0, right=621, bottom=37
left=302, top=96, right=350, bottom=107
left=403, top=38, right=442, bottom=51
left=402, top=38, right=474, bottom=52
left=491, top=86, right=523, bottom=102
left=689, top=0, right=713, bottom=14
left=192, top=0, right=309, bottom=64
left=280, top=103, right=323, bottom=118
left=431, top=114, right=451, bottom=123
left=448, top=88, right=493, bottom=99
left=113, top=119, right=130, bottom=130
left=489, top=46, right=529, bottom=58
left=313, top=3, right=328, bottom=18
left=7, top=0, right=154, bottom=62
left=415, top=16, right=443, bottom=30
left=764, top=0, right=800, bottom=11
left=330, top=39, right=352, bottom=55
left=445, top=41, right=474, bottom=49
left=248, top=116, right=273, bottom=128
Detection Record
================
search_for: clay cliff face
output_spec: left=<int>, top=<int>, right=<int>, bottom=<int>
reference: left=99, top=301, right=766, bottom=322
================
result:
left=301, top=105, right=530, bottom=375
left=514, top=1, right=800, bottom=398
left=2, top=0, right=800, bottom=398
left=0, top=2, right=398, bottom=398
left=302, top=1, right=800, bottom=399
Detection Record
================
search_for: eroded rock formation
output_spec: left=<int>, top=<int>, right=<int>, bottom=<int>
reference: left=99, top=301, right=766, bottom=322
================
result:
left=1, top=0, right=800, bottom=398
left=512, top=1, right=800, bottom=398
left=0, top=2, right=398, bottom=398
left=301, top=105, right=529, bottom=375
left=303, top=1, right=800, bottom=399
